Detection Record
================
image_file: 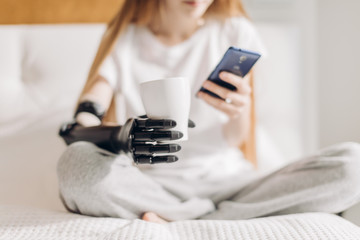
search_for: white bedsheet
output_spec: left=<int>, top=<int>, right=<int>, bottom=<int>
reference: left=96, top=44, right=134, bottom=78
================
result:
left=1, top=206, right=360, bottom=240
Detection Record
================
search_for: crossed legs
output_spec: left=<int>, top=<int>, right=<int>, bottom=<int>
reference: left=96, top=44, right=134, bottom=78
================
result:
left=57, top=141, right=360, bottom=221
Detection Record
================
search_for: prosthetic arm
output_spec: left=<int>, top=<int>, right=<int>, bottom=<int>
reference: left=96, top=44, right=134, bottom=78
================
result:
left=59, top=101, right=194, bottom=164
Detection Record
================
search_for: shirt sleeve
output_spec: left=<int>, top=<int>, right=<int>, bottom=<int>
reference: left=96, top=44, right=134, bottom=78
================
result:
left=98, top=52, right=117, bottom=89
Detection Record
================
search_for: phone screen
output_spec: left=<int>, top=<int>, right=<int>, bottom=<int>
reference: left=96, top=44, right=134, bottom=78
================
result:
left=198, top=47, right=261, bottom=99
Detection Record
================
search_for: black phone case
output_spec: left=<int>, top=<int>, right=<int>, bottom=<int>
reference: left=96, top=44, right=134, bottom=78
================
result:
left=199, top=47, right=261, bottom=99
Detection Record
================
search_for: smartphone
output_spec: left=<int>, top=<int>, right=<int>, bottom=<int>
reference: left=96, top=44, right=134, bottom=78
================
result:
left=198, top=47, right=261, bottom=99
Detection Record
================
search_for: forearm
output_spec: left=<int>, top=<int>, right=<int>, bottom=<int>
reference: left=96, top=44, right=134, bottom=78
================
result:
left=59, top=118, right=184, bottom=164
left=222, top=104, right=251, bottom=147
left=76, top=75, right=113, bottom=126
left=79, top=75, right=113, bottom=107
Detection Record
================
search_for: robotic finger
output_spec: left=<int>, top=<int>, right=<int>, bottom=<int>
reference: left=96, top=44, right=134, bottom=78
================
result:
left=135, top=118, right=177, bottom=129
left=137, top=116, right=196, bottom=129
left=133, top=143, right=181, bottom=155
left=188, top=119, right=196, bottom=128
left=134, top=155, right=178, bottom=164
left=134, top=130, right=183, bottom=142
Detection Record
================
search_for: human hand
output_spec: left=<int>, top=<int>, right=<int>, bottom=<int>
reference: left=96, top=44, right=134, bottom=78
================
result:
left=197, top=72, right=251, bottom=119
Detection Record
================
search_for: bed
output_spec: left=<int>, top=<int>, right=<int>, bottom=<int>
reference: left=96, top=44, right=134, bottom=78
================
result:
left=2, top=206, right=360, bottom=240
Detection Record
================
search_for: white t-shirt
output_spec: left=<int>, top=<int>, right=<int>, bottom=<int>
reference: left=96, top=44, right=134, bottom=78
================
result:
left=99, top=17, right=266, bottom=181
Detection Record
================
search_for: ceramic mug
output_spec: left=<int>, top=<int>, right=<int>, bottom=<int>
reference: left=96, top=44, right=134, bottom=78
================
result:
left=140, top=77, right=190, bottom=141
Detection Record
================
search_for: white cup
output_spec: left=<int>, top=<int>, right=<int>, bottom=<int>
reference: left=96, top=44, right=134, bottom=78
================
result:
left=140, top=77, right=190, bottom=141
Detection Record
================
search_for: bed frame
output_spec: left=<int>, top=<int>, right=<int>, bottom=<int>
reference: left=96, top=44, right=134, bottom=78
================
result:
left=0, top=0, right=122, bottom=24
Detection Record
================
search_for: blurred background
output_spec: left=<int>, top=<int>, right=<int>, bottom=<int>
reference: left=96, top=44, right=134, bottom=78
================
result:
left=245, top=0, right=360, bottom=155
left=0, top=0, right=359, bottom=224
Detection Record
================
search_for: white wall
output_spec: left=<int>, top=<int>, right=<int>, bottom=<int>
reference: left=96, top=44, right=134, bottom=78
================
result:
left=318, top=0, right=360, bottom=147
left=318, top=0, right=360, bottom=226
left=245, top=0, right=360, bottom=157
left=245, top=0, right=319, bottom=159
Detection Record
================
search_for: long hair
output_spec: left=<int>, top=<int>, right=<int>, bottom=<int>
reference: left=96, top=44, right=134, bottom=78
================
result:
left=79, top=0, right=248, bottom=123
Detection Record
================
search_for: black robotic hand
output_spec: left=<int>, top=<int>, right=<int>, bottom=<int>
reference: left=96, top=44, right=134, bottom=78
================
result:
left=59, top=116, right=195, bottom=164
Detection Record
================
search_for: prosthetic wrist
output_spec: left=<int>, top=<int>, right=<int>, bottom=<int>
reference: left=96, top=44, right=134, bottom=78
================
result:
left=74, top=101, right=106, bottom=121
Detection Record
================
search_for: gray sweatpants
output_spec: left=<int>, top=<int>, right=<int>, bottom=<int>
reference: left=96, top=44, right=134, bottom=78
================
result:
left=57, top=141, right=360, bottom=221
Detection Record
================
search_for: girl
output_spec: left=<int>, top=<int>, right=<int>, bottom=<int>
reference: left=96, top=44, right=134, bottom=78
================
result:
left=58, top=0, right=360, bottom=223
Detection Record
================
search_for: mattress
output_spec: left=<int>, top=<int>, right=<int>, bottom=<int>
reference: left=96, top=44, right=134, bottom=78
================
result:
left=1, top=206, right=360, bottom=240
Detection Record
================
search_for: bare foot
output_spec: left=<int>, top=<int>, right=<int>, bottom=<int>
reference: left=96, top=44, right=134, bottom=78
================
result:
left=141, top=212, right=169, bottom=224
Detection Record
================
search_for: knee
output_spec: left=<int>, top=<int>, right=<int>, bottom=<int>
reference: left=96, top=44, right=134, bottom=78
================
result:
left=57, top=142, right=118, bottom=213
left=329, top=142, right=360, bottom=177
left=57, top=142, right=114, bottom=198
left=332, top=142, right=360, bottom=197
left=61, top=141, right=99, bottom=159
left=311, top=142, right=360, bottom=211
left=341, top=141, right=360, bottom=174
left=57, top=142, right=98, bottom=179
left=68, top=141, right=98, bottom=152
left=57, top=142, right=135, bottom=217
left=59, top=141, right=98, bottom=161
left=339, top=142, right=360, bottom=158
left=57, top=140, right=121, bottom=182
left=321, top=142, right=360, bottom=159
